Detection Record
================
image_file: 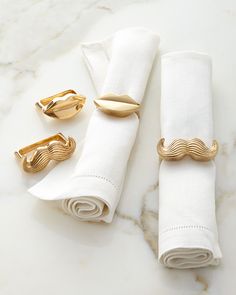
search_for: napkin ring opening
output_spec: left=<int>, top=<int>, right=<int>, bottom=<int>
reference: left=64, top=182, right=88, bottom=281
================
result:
left=94, top=93, right=140, bottom=118
left=36, top=89, right=86, bottom=120
left=157, top=138, right=218, bottom=161
left=15, top=133, right=76, bottom=173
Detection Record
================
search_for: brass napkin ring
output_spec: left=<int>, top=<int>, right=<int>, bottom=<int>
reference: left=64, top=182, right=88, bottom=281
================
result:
left=36, top=89, right=86, bottom=120
left=157, top=138, right=218, bottom=161
left=94, top=93, right=140, bottom=117
left=15, top=133, right=76, bottom=173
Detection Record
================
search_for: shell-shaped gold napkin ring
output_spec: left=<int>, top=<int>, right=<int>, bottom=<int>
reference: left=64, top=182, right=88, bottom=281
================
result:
left=36, top=89, right=86, bottom=120
left=15, top=133, right=76, bottom=173
left=94, top=93, right=140, bottom=117
left=157, top=138, right=218, bottom=161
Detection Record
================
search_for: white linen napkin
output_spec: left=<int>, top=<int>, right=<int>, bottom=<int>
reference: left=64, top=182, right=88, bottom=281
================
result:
left=158, top=51, right=222, bottom=268
left=29, top=27, right=159, bottom=223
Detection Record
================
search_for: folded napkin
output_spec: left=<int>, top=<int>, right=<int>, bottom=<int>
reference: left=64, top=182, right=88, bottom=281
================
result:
left=29, top=27, right=159, bottom=223
left=158, top=51, right=222, bottom=268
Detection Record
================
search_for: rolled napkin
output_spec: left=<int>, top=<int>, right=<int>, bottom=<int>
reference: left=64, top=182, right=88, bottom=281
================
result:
left=158, top=51, right=222, bottom=268
left=29, top=27, right=159, bottom=223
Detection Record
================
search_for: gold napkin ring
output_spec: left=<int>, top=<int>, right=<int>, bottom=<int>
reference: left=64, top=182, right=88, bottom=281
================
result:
left=36, top=89, right=86, bottom=120
left=94, top=93, right=140, bottom=118
left=157, top=138, right=218, bottom=161
left=15, top=133, right=76, bottom=173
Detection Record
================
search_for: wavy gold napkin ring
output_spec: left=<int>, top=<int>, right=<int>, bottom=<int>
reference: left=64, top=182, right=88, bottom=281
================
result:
left=157, top=138, right=218, bottom=161
left=36, top=89, right=86, bottom=120
left=94, top=93, right=140, bottom=117
left=15, top=133, right=76, bottom=173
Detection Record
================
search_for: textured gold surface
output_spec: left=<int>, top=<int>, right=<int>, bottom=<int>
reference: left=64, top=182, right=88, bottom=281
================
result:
left=15, top=133, right=76, bottom=173
left=94, top=93, right=140, bottom=117
left=157, top=138, right=218, bottom=161
left=36, top=89, right=86, bottom=119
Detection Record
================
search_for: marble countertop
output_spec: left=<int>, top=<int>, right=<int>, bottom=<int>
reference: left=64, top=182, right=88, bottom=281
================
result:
left=0, top=0, right=235, bottom=294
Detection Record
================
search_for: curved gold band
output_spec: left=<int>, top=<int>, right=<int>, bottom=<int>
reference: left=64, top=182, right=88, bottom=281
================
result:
left=36, top=89, right=86, bottom=120
left=157, top=138, right=218, bottom=161
left=94, top=93, right=140, bottom=118
left=15, top=133, right=76, bottom=173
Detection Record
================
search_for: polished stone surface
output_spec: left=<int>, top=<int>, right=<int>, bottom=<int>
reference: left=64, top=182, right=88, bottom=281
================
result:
left=0, top=0, right=235, bottom=294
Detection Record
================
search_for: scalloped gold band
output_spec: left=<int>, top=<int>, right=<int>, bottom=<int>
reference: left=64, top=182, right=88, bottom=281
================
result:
left=15, top=133, right=76, bottom=173
left=157, top=138, right=218, bottom=161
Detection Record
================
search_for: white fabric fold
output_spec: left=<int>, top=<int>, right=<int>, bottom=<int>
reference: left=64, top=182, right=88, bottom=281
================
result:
left=29, top=27, right=159, bottom=223
left=158, top=51, right=222, bottom=268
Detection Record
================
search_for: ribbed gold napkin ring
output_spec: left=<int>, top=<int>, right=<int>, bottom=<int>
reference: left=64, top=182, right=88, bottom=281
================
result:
left=36, top=89, right=86, bottom=120
left=157, top=138, right=218, bottom=161
left=94, top=93, right=140, bottom=117
left=15, top=133, right=76, bottom=173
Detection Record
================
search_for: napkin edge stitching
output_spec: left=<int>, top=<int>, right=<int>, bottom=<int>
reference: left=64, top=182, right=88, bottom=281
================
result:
left=73, top=174, right=119, bottom=191
left=159, top=225, right=212, bottom=236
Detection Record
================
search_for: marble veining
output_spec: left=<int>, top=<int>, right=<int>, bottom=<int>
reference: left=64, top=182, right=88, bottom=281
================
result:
left=0, top=0, right=236, bottom=294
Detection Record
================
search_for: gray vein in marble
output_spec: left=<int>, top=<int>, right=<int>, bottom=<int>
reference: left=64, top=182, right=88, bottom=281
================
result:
left=97, top=5, right=113, bottom=12
left=195, top=274, right=209, bottom=293
left=117, top=180, right=159, bottom=256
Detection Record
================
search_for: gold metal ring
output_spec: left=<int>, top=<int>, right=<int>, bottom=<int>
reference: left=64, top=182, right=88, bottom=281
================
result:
left=15, top=133, right=76, bottom=173
left=94, top=93, right=140, bottom=118
left=157, top=138, right=218, bottom=161
left=36, top=89, right=86, bottom=120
